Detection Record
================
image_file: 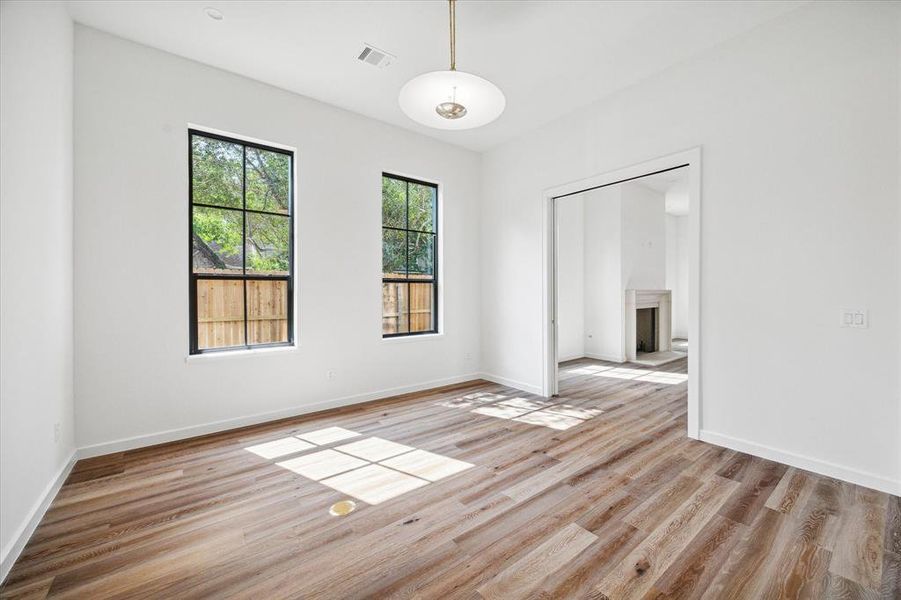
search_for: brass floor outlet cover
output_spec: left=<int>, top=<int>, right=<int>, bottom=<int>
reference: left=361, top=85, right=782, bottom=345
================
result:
left=329, top=500, right=356, bottom=516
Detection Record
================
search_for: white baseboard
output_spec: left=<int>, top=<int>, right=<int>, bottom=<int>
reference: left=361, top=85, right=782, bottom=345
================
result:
left=1, top=450, right=77, bottom=582
left=585, top=352, right=625, bottom=363
left=699, top=430, right=900, bottom=496
left=478, top=372, right=543, bottom=396
left=557, top=353, right=584, bottom=363
left=78, top=373, right=481, bottom=458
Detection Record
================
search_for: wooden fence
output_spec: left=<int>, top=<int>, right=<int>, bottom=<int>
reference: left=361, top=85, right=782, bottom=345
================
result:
left=382, top=279, right=434, bottom=334
left=197, top=277, right=432, bottom=346
left=196, top=279, right=288, bottom=349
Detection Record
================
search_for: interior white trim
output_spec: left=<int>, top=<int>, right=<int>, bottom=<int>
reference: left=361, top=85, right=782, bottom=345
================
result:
left=477, top=372, right=544, bottom=396
left=584, top=352, right=626, bottom=364
left=78, top=373, right=480, bottom=458
left=699, top=430, right=900, bottom=496
left=541, top=147, right=702, bottom=437
left=1, top=451, right=77, bottom=582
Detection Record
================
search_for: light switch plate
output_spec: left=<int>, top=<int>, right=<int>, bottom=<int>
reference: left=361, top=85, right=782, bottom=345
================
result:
left=840, top=309, right=868, bottom=329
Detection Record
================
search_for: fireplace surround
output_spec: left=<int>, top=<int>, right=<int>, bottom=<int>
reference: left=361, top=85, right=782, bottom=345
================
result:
left=625, top=290, right=672, bottom=362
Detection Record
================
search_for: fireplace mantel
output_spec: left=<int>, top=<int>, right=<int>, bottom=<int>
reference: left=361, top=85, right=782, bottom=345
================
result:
left=625, top=289, right=672, bottom=362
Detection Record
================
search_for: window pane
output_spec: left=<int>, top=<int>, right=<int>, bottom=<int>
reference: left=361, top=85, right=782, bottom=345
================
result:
left=382, top=176, right=406, bottom=228
left=409, top=282, right=435, bottom=333
left=408, top=183, right=435, bottom=233
left=247, top=279, right=289, bottom=345
left=246, top=147, right=290, bottom=214
left=408, top=231, right=434, bottom=278
left=191, top=135, right=243, bottom=209
left=382, top=228, right=407, bottom=276
left=246, top=213, right=290, bottom=275
left=197, top=279, right=245, bottom=349
left=382, top=282, right=409, bottom=335
left=193, top=206, right=244, bottom=274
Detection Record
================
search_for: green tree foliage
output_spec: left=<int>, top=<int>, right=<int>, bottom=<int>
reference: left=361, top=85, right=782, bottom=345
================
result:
left=193, top=206, right=243, bottom=267
left=246, top=148, right=290, bottom=214
left=192, top=135, right=291, bottom=275
left=192, top=137, right=242, bottom=208
left=382, top=177, right=435, bottom=277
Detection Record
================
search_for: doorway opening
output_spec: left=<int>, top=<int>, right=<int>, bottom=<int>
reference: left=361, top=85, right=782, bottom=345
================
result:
left=542, top=148, right=701, bottom=438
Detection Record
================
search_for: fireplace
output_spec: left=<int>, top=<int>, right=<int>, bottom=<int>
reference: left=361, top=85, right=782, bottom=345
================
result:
left=636, top=307, right=657, bottom=353
left=624, top=290, right=672, bottom=362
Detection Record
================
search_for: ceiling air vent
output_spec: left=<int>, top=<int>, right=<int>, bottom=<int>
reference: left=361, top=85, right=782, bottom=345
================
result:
left=357, top=44, right=395, bottom=69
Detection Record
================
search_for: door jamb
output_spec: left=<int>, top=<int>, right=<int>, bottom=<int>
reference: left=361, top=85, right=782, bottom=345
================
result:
left=540, top=147, right=702, bottom=438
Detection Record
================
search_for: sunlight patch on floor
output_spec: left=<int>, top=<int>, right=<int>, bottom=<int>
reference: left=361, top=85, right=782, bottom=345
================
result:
left=320, top=464, right=428, bottom=505
left=335, top=437, right=415, bottom=462
left=245, top=437, right=315, bottom=459
left=543, top=404, right=603, bottom=420
left=296, top=426, right=361, bottom=445
left=438, top=391, right=605, bottom=432
left=472, top=404, right=531, bottom=419
left=244, top=427, right=474, bottom=505
left=498, top=397, right=556, bottom=411
left=276, top=449, right=367, bottom=481
left=513, top=410, right=583, bottom=430
left=435, top=392, right=506, bottom=409
left=562, top=363, right=688, bottom=385
left=380, top=449, right=473, bottom=482
left=565, top=365, right=615, bottom=376
left=635, top=372, right=688, bottom=384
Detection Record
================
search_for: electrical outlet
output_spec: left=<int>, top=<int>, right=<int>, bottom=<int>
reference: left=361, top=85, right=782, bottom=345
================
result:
left=327, top=370, right=335, bottom=380
left=54, top=422, right=61, bottom=444
left=840, top=309, right=868, bottom=329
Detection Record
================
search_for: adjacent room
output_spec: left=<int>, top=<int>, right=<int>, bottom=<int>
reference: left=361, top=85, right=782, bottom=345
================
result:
left=1, top=1, right=899, bottom=598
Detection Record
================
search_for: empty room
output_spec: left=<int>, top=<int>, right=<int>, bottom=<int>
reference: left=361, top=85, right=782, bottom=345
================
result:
left=0, top=1, right=899, bottom=598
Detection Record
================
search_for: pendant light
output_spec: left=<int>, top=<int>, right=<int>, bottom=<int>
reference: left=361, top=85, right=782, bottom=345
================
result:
left=399, top=0, right=505, bottom=130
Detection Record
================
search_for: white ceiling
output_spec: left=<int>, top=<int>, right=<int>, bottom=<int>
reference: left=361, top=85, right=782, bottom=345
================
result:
left=66, top=1, right=806, bottom=152
left=633, top=168, right=690, bottom=216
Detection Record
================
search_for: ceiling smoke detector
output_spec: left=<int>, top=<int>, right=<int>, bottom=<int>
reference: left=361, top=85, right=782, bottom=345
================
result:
left=357, top=44, right=395, bottom=69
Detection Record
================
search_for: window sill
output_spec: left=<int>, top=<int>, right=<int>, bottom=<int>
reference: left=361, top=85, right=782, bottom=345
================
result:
left=381, top=333, right=444, bottom=344
left=185, top=344, right=298, bottom=363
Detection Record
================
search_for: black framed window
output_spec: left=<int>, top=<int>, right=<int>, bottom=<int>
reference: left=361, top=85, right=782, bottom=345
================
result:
left=382, top=173, right=438, bottom=337
left=189, top=130, right=294, bottom=353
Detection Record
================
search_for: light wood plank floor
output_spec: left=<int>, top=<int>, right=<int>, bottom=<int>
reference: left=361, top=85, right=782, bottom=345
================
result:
left=2, top=357, right=899, bottom=599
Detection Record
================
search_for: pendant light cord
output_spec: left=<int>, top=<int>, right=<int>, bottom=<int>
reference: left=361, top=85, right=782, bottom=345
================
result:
left=449, top=0, right=457, bottom=71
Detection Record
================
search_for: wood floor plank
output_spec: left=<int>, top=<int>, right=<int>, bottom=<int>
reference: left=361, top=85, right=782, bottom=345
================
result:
left=526, top=519, right=645, bottom=599
left=824, top=573, right=882, bottom=600
left=704, top=506, right=806, bottom=599
left=881, top=550, right=901, bottom=599
left=766, top=467, right=812, bottom=515
left=624, top=474, right=702, bottom=533
left=829, top=487, right=886, bottom=590
left=592, top=475, right=738, bottom=600
left=717, top=458, right=788, bottom=525
left=885, top=494, right=901, bottom=555
left=476, top=522, right=597, bottom=599
left=1, top=357, right=897, bottom=600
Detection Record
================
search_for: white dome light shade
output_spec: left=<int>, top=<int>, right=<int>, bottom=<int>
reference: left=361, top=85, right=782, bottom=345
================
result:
left=399, top=70, right=505, bottom=130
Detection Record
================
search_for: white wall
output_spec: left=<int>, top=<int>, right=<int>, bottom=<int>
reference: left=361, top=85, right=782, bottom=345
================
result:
left=481, top=2, right=900, bottom=493
left=73, top=27, right=481, bottom=452
left=558, top=184, right=666, bottom=363
left=556, top=196, right=584, bottom=361
left=583, top=187, right=625, bottom=362
left=666, top=214, right=689, bottom=339
left=0, top=1, right=75, bottom=573
left=621, top=183, right=666, bottom=291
